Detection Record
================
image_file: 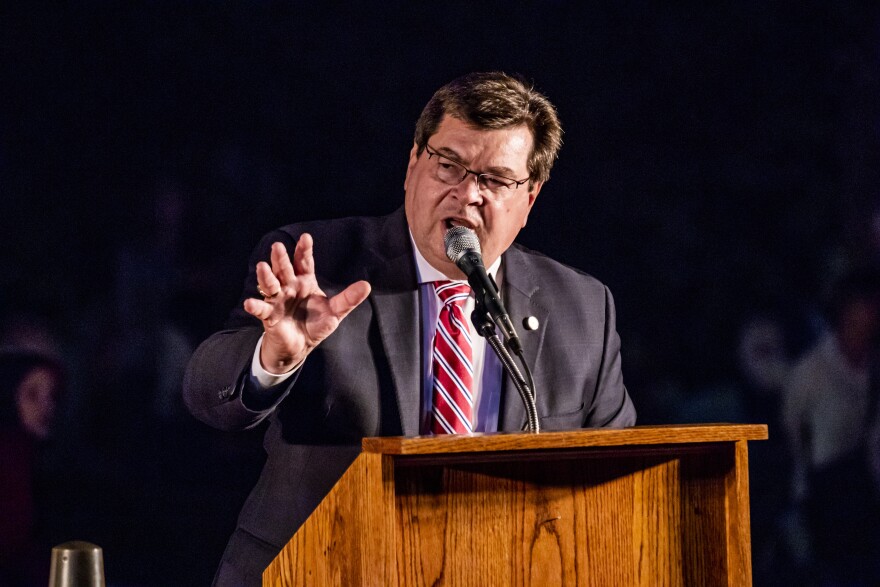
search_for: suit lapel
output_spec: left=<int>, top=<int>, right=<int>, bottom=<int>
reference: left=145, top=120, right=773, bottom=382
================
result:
left=497, top=245, right=550, bottom=431
left=363, top=214, right=551, bottom=435
left=365, top=209, right=422, bottom=437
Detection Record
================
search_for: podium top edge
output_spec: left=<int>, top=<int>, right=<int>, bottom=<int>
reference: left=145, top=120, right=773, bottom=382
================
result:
left=361, top=423, right=769, bottom=455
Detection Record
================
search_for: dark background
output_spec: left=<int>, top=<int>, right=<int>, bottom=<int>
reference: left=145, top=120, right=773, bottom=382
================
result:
left=2, top=2, right=878, bottom=585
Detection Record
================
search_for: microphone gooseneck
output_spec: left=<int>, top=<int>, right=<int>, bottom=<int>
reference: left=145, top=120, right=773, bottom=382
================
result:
left=444, top=226, right=539, bottom=433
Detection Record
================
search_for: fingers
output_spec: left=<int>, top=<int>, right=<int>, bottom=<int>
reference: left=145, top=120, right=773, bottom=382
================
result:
left=271, top=241, right=296, bottom=285
left=255, top=261, right=281, bottom=297
left=328, top=280, right=372, bottom=320
left=260, top=235, right=312, bottom=297
left=292, top=233, right=315, bottom=277
left=243, top=297, right=275, bottom=321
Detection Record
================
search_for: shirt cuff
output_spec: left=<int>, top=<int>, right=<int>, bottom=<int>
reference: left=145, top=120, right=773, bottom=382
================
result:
left=251, top=334, right=300, bottom=388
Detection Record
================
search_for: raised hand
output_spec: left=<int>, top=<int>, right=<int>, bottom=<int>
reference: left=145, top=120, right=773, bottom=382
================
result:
left=243, top=233, right=371, bottom=374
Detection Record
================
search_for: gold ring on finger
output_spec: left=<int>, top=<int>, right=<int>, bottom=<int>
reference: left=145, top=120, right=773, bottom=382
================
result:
left=257, top=286, right=278, bottom=300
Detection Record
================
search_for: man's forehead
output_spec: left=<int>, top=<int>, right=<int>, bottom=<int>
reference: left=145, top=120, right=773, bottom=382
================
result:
left=429, top=116, right=533, bottom=168
left=433, top=114, right=531, bottom=140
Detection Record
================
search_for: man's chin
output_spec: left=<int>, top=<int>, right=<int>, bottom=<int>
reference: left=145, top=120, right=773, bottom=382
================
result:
left=427, top=253, right=466, bottom=280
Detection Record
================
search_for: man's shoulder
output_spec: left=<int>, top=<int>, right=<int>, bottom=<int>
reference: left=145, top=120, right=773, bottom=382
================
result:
left=506, top=242, right=608, bottom=293
left=250, top=208, right=408, bottom=284
left=274, top=209, right=398, bottom=243
left=253, top=208, right=405, bottom=258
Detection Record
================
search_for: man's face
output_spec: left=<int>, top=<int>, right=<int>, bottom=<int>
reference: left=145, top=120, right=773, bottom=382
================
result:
left=404, top=115, right=543, bottom=279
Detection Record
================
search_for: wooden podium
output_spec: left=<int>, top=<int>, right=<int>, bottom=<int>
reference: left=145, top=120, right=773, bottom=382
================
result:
left=263, top=424, right=768, bottom=586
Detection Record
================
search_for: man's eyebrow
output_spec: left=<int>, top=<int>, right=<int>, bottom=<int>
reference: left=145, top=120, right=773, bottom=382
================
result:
left=433, top=145, right=517, bottom=176
left=433, top=145, right=463, bottom=160
left=485, top=164, right=517, bottom=177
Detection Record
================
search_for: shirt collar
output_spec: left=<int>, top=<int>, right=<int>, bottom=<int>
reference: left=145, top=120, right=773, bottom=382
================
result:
left=409, top=230, right=502, bottom=285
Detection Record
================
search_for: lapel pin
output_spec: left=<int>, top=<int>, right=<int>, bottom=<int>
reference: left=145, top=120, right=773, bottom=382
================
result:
left=522, top=316, right=540, bottom=331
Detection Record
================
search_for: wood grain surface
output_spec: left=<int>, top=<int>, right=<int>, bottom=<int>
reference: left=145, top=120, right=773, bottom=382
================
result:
left=264, top=425, right=764, bottom=586
left=362, top=424, right=768, bottom=455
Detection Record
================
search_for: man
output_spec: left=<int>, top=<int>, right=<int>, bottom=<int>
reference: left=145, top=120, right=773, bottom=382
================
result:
left=184, top=72, right=636, bottom=585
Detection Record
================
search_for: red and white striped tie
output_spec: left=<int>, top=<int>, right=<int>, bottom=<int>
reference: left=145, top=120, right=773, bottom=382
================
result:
left=431, top=281, right=474, bottom=434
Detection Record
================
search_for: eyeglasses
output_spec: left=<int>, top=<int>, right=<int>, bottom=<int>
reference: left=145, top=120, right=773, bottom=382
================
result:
left=424, top=143, right=530, bottom=196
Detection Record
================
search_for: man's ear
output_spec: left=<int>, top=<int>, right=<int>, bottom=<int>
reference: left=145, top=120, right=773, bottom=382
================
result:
left=403, top=143, right=419, bottom=190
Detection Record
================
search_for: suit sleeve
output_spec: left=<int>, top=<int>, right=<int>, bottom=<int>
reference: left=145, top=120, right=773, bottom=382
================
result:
left=585, top=285, right=636, bottom=428
left=182, top=229, right=301, bottom=431
left=182, top=326, right=302, bottom=430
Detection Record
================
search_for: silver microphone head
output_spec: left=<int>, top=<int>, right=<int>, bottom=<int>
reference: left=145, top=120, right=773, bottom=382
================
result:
left=444, top=225, right=481, bottom=263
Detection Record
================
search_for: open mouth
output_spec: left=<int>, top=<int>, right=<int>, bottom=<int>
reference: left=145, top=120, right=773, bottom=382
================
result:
left=444, top=218, right=474, bottom=231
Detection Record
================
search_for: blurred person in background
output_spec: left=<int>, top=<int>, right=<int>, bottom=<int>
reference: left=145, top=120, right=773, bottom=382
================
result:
left=0, top=349, right=65, bottom=586
left=782, top=268, right=880, bottom=585
left=735, top=310, right=812, bottom=585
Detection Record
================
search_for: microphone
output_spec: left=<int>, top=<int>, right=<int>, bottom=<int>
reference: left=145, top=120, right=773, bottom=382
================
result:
left=444, top=226, right=522, bottom=352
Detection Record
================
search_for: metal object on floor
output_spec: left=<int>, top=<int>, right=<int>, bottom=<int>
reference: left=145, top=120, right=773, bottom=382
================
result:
left=49, top=541, right=105, bottom=587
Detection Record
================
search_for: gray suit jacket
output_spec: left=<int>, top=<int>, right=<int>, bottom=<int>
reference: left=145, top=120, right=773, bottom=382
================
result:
left=183, top=207, right=635, bottom=585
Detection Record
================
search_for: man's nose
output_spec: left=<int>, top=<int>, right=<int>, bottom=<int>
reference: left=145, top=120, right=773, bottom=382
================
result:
left=455, top=172, right=484, bottom=204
